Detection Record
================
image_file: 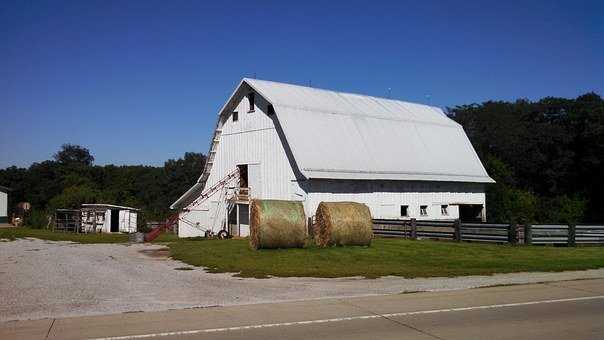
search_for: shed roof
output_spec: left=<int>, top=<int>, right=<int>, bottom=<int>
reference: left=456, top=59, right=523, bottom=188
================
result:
left=81, top=204, right=139, bottom=211
left=244, top=78, right=493, bottom=183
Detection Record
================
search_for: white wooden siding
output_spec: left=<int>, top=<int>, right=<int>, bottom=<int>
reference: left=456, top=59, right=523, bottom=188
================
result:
left=178, top=94, right=300, bottom=237
left=0, top=191, right=7, bottom=218
left=303, top=180, right=485, bottom=221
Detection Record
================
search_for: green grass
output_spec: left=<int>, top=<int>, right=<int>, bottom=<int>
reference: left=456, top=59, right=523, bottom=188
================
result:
left=5, top=227, right=604, bottom=279
left=0, top=227, right=177, bottom=244
left=168, top=238, right=604, bottom=279
left=0, top=227, right=130, bottom=243
left=152, top=233, right=180, bottom=243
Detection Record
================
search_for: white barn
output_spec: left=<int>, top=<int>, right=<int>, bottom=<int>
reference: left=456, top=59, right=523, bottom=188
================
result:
left=171, top=79, right=494, bottom=238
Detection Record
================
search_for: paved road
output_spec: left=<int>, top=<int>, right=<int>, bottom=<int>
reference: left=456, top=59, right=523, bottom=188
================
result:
left=2, top=278, right=603, bottom=340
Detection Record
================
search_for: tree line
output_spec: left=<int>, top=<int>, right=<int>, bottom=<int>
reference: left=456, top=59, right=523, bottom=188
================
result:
left=1, top=92, right=602, bottom=227
left=0, top=144, right=205, bottom=229
left=450, top=92, right=604, bottom=224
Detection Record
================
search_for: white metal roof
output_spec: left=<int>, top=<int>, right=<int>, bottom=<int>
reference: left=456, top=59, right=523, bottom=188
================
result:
left=171, top=78, right=494, bottom=209
left=245, top=78, right=494, bottom=183
left=81, top=204, right=139, bottom=211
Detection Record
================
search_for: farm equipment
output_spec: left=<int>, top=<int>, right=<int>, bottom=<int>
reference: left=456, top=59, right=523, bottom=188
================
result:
left=143, top=168, right=239, bottom=242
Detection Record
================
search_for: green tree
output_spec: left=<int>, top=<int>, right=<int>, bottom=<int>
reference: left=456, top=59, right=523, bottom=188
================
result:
left=451, top=92, right=604, bottom=223
left=54, top=144, right=94, bottom=166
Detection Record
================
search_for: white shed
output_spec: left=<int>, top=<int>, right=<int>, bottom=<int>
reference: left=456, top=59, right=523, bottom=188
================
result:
left=0, top=186, right=9, bottom=224
left=80, top=204, right=138, bottom=233
left=171, top=79, right=494, bottom=238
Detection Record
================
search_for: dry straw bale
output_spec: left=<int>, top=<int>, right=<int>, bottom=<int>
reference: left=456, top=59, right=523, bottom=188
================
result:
left=315, top=202, right=373, bottom=247
left=250, top=199, right=307, bottom=249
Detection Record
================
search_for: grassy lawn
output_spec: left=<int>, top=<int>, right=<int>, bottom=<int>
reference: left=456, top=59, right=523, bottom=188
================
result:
left=0, top=227, right=129, bottom=243
left=0, top=227, right=178, bottom=244
left=168, top=238, right=604, bottom=279
left=5, top=227, right=604, bottom=279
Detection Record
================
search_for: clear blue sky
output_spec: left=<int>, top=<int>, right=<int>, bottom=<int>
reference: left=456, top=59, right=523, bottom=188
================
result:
left=1, top=0, right=602, bottom=168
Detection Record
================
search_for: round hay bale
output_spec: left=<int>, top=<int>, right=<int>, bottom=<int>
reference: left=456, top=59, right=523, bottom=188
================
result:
left=250, top=199, right=307, bottom=249
left=315, top=202, right=373, bottom=247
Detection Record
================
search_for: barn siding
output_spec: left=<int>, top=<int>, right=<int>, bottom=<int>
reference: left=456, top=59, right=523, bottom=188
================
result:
left=178, top=93, right=301, bottom=237
left=302, top=180, right=485, bottom=220
left=0, top=191, right=7, bottom=221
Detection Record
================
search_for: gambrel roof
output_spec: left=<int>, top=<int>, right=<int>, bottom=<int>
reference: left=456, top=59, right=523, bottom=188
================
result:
left=248, top=79, right=493, bottom=182
left=171, top=78, right=493, bottom=209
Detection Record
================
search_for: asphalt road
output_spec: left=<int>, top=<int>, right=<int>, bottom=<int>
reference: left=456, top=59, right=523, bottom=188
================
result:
left=2, top=278, right=603, bottom=340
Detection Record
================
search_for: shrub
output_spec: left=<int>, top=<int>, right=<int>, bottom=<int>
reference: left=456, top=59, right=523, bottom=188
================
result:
left=23, top=209, right=51, bottom=229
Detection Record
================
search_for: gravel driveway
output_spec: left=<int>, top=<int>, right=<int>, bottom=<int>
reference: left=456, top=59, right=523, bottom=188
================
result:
left=2, top=238, right=604, bottom=322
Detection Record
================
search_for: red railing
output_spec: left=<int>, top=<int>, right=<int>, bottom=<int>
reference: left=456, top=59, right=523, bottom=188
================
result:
left=143, top=168, right=239, bottom=242
left=144, top=213, right=179, bottom=242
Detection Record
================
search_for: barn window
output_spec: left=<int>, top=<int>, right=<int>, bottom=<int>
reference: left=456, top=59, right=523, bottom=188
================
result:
left=420, top=205, right=428, bottom=216
left=400, top=205, right=408, bottom=217
left=232, top=111, right=238, bottom=122
left=441, top=205, right=449, bottom=216
left=247, top=93, right=255, bottom=112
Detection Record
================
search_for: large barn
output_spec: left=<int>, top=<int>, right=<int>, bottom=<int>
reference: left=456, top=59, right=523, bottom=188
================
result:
left=171, top=79, right=494, bottom=238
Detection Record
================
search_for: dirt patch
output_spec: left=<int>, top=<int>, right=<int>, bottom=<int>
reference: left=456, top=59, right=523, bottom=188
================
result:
left=138, top=248, right=170, bottom=258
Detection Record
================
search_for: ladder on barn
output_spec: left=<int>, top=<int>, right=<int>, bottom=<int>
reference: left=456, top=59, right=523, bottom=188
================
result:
left=197, top=129, right=222, bottom=188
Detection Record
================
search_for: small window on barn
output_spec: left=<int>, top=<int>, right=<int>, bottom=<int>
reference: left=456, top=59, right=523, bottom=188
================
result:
left=400, top=205, right=408, bottom=217
left=247, top=93, right=255, bottom=112
left=420, top=205, right=428, bottom=216
left=267, top=104, right=275, bottom=116
left=441, top=205, right=449, bottom=216
left=232, top=111, right=238, bottom=122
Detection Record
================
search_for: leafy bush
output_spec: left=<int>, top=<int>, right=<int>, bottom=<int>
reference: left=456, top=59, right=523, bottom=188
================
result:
left=538, top=195, right=586, bottom=224
left=487, top=184, right=537, bottom=224
left=23, top=209, right=50, bottom=229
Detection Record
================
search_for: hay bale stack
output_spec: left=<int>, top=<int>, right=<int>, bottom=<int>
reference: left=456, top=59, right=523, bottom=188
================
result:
left=250, top=199, right=307, bottom=249
left=315, top=202, right=373, bottom=247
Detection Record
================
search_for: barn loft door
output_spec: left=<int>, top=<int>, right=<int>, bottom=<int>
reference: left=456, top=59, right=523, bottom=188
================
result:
left=247, top=164, right=262, bottom=198
left=237, top=164, right=248, bottom=188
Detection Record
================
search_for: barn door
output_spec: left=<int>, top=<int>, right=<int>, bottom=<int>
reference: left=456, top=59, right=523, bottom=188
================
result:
left=247, top=163, right=262, bottom=198
left=110, top=209, right=119, bottom=232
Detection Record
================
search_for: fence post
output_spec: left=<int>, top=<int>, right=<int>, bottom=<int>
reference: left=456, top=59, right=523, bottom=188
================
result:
left=568, top=224, right=576, bottom=247
left=508, top=223, right=518, bottom=245
left=454, top=219, right=461, bottom=242
left=410, top=218, right=417, bottom=240
left=524, top=224, right=532, bottom=245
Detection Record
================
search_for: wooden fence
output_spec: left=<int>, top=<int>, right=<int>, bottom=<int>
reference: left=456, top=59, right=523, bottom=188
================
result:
left=372, top=219, right=604, bottom=246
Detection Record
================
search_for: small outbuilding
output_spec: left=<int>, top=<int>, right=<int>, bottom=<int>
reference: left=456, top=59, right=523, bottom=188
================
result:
left=0, top=186, right=9, bottom=224
left=80, top=204, right=138, bottom=233
left=55, top=204, right=139, bottom=233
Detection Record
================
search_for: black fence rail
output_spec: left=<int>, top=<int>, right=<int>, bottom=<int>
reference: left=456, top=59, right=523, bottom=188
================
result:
left=372, top=219, right=604, bottom=246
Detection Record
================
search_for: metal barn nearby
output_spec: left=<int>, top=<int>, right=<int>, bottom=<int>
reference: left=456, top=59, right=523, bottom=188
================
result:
left=81, top=204, right=138, bottom=233
left=55, top=204, right=138, bottom=233
left=171, top=79, right=494, bottom=238
left=0, top=186, right=9, bottom=224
